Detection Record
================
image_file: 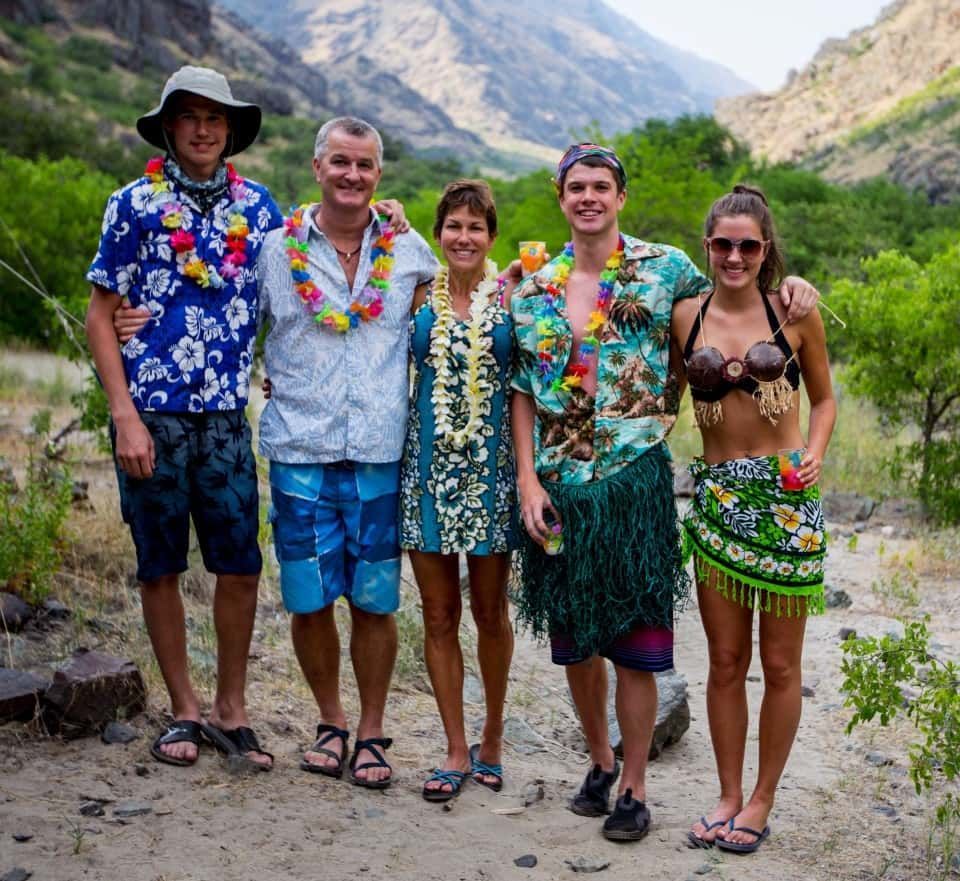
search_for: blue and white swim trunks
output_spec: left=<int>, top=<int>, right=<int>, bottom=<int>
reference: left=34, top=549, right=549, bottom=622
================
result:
left=269, top=460, right=401, bottom=615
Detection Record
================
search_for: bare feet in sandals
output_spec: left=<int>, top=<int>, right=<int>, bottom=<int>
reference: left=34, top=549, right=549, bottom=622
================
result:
left=423, top=748, right=471, bottom=800
left=151, top=717, right=203, bottom=766
left=349, top=735, right=393, bottom=788
left=716, top=801, right=773, bottom=852
left=687, top=797, right=741, bottom=848
left=469, top=741, right=504, bottom=791
left=301, top=723, right=349, bottom=777
left=205, top=708, right=273, bottom=770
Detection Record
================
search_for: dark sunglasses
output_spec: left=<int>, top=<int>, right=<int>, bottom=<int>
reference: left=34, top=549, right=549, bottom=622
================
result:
left=706, top=236, right=768, bottom=258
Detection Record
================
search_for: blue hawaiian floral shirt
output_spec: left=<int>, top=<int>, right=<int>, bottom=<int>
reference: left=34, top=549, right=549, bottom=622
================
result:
left=511, top=234, right=711, bottom=484
left=86, top=166, right=282, bottom=413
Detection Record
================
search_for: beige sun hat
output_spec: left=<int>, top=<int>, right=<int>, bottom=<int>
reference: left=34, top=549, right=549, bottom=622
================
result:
left=136, top=65, right=262, bottom=156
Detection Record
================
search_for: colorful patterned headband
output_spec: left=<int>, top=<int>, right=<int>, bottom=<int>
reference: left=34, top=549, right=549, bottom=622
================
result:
left=555, top=143, right=627, bottom=190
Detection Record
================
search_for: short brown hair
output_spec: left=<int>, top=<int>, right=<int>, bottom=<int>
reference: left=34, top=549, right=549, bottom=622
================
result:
left=433, top=179, right=498, bottom=239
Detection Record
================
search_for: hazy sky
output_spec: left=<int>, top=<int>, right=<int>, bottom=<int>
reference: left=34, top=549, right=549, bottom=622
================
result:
left=608, top=0, right=893, bottom=91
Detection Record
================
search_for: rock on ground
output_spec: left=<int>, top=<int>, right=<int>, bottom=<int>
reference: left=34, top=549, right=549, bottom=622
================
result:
left=41, top=649, right=146, bottom=738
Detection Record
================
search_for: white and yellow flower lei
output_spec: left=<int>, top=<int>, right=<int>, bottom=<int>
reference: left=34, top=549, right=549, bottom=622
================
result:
left=428, top=258, right=499, bottom=449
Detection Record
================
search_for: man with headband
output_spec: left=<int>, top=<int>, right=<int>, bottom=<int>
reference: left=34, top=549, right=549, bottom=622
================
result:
left=509, top=143, right=818, bottom=841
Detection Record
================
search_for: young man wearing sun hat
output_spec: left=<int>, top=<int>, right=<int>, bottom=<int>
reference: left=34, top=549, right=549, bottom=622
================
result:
left=85, top=65, right=282, bottom=769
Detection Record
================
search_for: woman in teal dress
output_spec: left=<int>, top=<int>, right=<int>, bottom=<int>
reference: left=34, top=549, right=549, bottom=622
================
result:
left=399, top=180, right=519, bottom=801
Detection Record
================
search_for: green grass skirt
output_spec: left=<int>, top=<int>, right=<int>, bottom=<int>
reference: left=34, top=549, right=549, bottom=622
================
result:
left=513, top=444, right=689, bottom=658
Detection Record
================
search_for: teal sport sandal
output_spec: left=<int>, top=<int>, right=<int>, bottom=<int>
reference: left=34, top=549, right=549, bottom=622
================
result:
left=422, top=768, right=470, bottom=803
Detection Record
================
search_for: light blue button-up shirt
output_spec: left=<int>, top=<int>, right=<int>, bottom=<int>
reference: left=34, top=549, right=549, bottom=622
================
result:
left=258, top=206, right=438, bottom=464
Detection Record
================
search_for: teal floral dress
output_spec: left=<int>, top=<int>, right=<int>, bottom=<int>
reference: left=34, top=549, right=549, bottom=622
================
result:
left=399, top=292, right=519, bottom=555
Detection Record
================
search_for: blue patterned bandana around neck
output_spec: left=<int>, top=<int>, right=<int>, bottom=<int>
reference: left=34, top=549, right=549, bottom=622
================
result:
left=163, top=154, right=229, bottom=213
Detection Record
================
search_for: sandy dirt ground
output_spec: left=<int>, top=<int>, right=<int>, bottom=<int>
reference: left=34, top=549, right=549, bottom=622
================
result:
left=0, top=349, right=957, bottom=881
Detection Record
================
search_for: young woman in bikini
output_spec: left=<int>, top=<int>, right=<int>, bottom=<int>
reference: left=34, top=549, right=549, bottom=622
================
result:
left=671, top=185, right=836, bottom=854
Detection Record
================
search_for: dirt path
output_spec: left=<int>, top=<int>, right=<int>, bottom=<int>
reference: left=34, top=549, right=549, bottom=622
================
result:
left=2, top=532, right=949, bottom=881
left=0, top=349, right=955, bottom=881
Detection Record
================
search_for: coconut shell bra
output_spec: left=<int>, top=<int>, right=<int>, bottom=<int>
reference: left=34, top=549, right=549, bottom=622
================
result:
left=683, top=289, right=800, bottom=427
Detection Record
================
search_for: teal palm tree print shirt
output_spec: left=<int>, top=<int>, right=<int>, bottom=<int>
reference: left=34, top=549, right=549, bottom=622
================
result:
left=511, top=234, right=711, bottom=485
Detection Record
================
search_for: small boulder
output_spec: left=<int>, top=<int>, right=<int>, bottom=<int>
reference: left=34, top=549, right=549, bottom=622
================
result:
left=462, top=673, right=484, bottom=705
left=0, top=593, right=33, bottom=633
left=866, top=752, right=893, bottom=767
left=42, top=649, right=146, bottom=738
left=823, top=584, right=852, bottom=609
left=1, top=869, right=32, bottom=881
left=78, top=801, right=105, bottom=817
left=872, top=804, right=898, bottom=819
left=101, top=721, right=139, bottom=745
left=822, top=492, right=876, bottom=523
left=502, top=717, right=546, bottom=754
left=602, top=667, right=690, bottom=759
left=40, top=599, right=71, bottom=622
left=112, top=800, right=152, bottom=818
left=873, top=498, right=922, bottom=526
left=565, top=856, right=609, bottom=873
left=649, top=669, right=690, bottom=759
left=523, top=781, right=545, bottom=806
left=71, top=480, right=89, bottom=504
left=838, top=627, right=857, bottom=642
left=514, top=855, right=538, bottom=868
left=0, top=669, right=46, bottom=723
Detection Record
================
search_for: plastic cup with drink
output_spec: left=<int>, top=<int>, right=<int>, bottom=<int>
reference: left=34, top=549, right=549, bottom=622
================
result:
left=778, top=449, right=805, bottom=491
left=519, top=241, right=547, bottom=275
left=542, top=507, right=564, bottom=555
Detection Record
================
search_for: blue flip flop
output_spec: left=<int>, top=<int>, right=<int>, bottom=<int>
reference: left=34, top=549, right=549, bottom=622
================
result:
left=716, top=818, right=771, bottom=854
left=422, top=768, right=469, bottom=803
left=469, top=743, right=503, bottom=792
left=686, top=815, right=730, bottom=849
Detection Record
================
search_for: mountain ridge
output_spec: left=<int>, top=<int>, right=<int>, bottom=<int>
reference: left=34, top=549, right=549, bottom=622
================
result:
left=716, top=0, right=960, bottom=202
left=218, top=0, right=752, bottom=159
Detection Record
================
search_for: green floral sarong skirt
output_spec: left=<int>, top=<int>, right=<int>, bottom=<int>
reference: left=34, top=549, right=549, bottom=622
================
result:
left=682, top=454, right=826, bottom=617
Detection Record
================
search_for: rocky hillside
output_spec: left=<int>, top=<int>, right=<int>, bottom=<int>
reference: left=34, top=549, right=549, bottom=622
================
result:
left=218, top=0, right=751, bottom=161
left=0, top=0, right=485, bottom=158
left=716, top=0, right=960, bottom=202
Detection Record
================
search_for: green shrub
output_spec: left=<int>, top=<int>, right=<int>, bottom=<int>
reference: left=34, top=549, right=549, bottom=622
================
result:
left=830, top=245, right=960, bottom=524
left=0, top=411, right=73, bottom=603
left=72, top=373, right=111, bottom=454
left=841, top=619, right=960, bottom=871
left=62, top=35, right=111, bottom=68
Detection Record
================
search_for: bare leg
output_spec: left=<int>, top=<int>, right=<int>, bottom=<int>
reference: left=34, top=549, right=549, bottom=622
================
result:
left=206, top=573, right=271, bottom=767
left=292, top=605, right=348, bottom=772
left=567, top=656, right=615, bottom=773
left=466, top=553, right=513, bottom=784
left=721, top=604, right=807, bottom=846
left=690, top=577, right=754, bottom=843
left=350, top=603, right=398, bottom=784
left=612, top=665, right=657, bottom=800
left=410, top=551, right=470, bottom=793
left=140, top=573, right=201, bottom=763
